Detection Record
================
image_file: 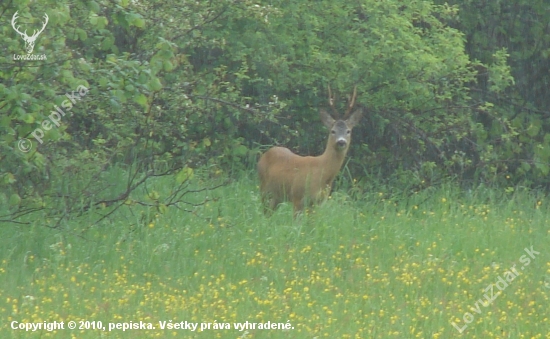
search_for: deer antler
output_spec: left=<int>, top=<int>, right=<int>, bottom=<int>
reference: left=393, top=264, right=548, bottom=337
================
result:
left=11, top=11, right=25, bottom=37
left=32, top=13, right=49, bottom=39
left=11, top=11, right=49, bottom=54
left=344, top=85, right=358, bottom=118
left=10, top=11, right=47, bottom=38
left=327, top=85, right=338, bottom=117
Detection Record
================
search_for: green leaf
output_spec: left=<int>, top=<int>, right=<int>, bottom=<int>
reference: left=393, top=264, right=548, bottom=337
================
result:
left=137, top=73, right=148, bottom=84
left=133, top=18, right=145, bottom=28
left=101, top=37, right=114, bottom=50
left=133, top=94, right=148, bottom=108
left=176, top=167, right=194, bottom=184
left=87, top=1, right=100, bottom=13
left=128, top=13, right=145, bottom=28
left=76, top=28, right=88, bottom=41
left=0, top=115, right=11, bottom=128
left=232, top=145, right=248, bottom=156
left=148, top=77, right=163, bottom=91
left=147, top=191, right=160, bottom=201
left=98, top=16, right=109, bottom=29
left=114, top=90, right=127, bottom=103
left=9, top=193, right=21, bottom=207
left=163, top=61, right=174, bottom=72
left=22, top=114, right=34, bottom=124
left=157, top=204, right=167, bottom=214
left=3, top=173, right=16, bottom=184
left=535, top=162, right=549, bottom=176
left=527, top=124, right=540, bottom=137
left=99, top=77, right=109, bottom=88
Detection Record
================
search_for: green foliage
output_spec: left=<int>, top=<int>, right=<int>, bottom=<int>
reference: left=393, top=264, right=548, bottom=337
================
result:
left=2, top=0, right=550, bottom=222
left=432, top=0, right=550, bottom=186
left=0, top=0, right=284, bottom=221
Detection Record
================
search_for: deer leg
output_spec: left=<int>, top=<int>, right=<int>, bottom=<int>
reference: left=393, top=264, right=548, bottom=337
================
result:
left=292, top=198, right=304, bottom=218
left=265, top=198, right=281, bottom=216
left=261, top=192, right=281, bottom=216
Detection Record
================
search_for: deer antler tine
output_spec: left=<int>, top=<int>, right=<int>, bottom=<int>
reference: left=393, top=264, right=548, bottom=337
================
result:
left=11, top=11, right=22, bottom=35
left=345, top=85, right=358, bottom=117
left=34, top=14, right=49, bottom=37
left=327, top=84, right=339, bottom=117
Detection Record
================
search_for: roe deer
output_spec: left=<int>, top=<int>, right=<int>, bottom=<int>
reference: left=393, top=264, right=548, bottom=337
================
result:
left=258, top=86, right=362, bottom=216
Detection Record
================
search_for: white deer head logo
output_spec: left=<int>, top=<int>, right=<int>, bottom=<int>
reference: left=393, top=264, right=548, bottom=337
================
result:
left=11, top=11, right=49, bottom=54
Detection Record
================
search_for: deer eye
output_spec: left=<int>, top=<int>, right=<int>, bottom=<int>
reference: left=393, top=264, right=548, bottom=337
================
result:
left=346, top=130, right=351, bottom=134
left=331, top=130, right=336, bottom=134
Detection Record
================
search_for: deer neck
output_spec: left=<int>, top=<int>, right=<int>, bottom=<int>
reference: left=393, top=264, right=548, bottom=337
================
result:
left=317, top=139, right=348, bottom=180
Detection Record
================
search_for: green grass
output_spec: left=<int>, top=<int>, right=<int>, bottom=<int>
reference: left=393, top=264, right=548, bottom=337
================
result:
left=1, top=174, right=549, bottom=338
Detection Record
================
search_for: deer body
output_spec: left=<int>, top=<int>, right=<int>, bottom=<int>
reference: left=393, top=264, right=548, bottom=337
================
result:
left=258, top=87, right=362, bottom=215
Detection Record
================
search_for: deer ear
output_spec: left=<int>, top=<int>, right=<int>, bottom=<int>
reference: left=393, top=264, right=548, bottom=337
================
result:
left=345, top=108, right=363, bottom=128
left=320, top=109, right=335, bottom=128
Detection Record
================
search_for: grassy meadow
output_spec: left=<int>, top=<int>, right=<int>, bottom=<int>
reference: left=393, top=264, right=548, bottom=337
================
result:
left=1, top=173, right=549, bottom=338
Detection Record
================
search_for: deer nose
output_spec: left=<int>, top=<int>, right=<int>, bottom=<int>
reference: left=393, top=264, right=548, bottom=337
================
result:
left=336, top=139, right=347, bottom=148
